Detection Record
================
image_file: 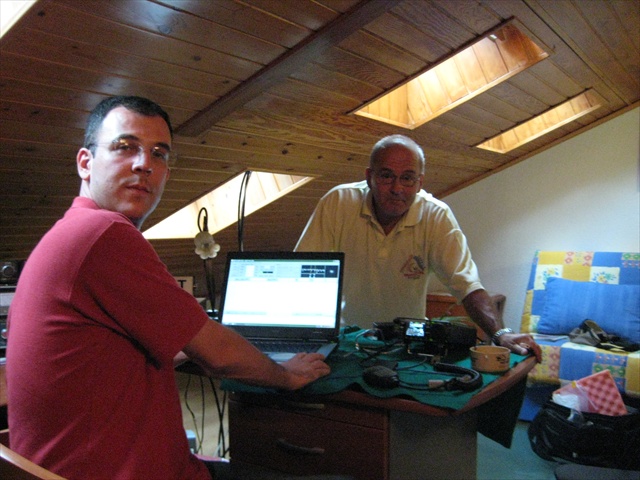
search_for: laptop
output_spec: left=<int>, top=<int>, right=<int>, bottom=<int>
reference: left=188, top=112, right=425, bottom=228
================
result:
left=219, top=251, right=344, bottom=363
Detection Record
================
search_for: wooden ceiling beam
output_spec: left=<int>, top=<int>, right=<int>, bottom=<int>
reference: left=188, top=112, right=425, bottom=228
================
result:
left=175, top=0, right=401, bottom=137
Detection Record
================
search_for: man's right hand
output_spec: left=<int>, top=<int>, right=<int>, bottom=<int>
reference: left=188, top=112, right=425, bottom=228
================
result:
left=280, top=352, right=331, bottom=390
left=184, top=320, right=331, bottom=391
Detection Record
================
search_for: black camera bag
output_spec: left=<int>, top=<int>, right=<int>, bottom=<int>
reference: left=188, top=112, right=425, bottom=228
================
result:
left=528, top=399, right=640, bottom=470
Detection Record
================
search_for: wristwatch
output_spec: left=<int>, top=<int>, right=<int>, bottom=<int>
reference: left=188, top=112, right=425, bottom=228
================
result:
left=492, top=327, right=514, bottom=345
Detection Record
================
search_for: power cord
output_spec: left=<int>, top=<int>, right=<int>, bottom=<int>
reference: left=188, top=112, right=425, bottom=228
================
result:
left=182, top=374, right=206, bottom=454
left=208, top=377, right=229, bottom=458
left=181, top=374, right=230, bottom=458
left=398, top=363, right=482, bottom=392
left=353, top=329, right=404, bottom=364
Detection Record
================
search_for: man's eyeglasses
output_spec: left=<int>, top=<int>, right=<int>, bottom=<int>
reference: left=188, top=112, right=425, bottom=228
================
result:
left=374, top=170, right=421, bottom=187
left=92, top=138, right=173, bottom=163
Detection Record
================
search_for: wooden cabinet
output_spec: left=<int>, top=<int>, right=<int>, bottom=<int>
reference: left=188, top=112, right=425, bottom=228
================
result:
left=228, top=392, right=481, bottom=480
left=226, top=356, right=537, bottom=480
left=229, top=394, right=388, bottom=479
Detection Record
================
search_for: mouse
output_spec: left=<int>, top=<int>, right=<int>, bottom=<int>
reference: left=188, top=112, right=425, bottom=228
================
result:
left=362, top=365, right=400, bottom=389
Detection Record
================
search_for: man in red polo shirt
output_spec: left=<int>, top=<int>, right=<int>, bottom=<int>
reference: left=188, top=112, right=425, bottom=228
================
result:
left=6, top=96, right=330, bottom=480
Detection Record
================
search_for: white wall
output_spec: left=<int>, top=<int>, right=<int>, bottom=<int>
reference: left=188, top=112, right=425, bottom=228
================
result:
left=435, top=107, right=640, bottom=330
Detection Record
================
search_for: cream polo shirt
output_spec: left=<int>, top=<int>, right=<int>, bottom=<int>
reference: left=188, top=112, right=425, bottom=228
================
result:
left=295, top=181, right=483, bottom=328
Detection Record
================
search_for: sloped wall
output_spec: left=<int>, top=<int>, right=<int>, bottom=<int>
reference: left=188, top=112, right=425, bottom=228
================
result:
left=438, top=107, right=640, bottom=330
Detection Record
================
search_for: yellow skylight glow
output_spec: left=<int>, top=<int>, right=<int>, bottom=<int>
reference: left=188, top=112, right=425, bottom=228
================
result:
left=476, top=90, right=603, bottom=154
left=143, top=171, right=312, bottom=240
left=353, top=21, right=549, bottom=129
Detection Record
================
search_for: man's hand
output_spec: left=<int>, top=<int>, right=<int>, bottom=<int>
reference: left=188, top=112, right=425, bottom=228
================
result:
left=280, top=352, right=331, bottom=390
left=498, top=333, right=542, bottom=362
left=461, top=289, right=542, bottom=362
left=184, top=320, right=331, bottom=390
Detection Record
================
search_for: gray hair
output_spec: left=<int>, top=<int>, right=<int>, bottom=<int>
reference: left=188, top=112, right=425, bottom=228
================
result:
left=370, top=134, right=425, bottom=173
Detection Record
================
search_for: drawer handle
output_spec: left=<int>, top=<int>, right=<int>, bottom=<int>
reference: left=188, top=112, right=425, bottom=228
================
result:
left=282, top=400, right=326, bottom=411
left=276, top=438, right=325, bottom=456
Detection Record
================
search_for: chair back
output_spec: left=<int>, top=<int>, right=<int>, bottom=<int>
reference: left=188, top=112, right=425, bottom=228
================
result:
left=0, top=429, right=66, bottom=480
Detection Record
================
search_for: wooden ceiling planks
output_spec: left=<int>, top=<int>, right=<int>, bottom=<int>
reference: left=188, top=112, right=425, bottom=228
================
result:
left=54, top=0, right=289, bottom=64
left=532, top=0, right=640, bottom=102
left=18, top=1, right=262, bottom=82
left=157, top=0, right=317, bottom=50
left=7, top=29, right=241, bottom=100
left=175, top=0, right=402, bottom=136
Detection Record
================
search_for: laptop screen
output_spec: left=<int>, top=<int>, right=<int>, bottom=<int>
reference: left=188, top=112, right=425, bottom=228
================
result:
left=219, top=252, right=344, bottom=340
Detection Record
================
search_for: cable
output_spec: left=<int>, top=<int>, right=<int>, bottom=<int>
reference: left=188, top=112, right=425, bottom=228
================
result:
left=198, top=377, right=205, bottom=454
left=398, top=363, right=483, bottom=392
left=354, top=329, right=404, bottom=361
left=208, top=377, right=229, bottom=458
left=182, top=374, right=205, bottom=454
left=182, top=374, right=232, bottom=458
left=396, top=357, right=431, bottom=371
left=237, top=171, right=252, bottom=252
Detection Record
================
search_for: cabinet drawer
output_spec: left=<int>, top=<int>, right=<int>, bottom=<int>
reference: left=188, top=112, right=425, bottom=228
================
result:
left=229, top=392, right=386, bottom=429
left=229, top=400, right=388, bottom=479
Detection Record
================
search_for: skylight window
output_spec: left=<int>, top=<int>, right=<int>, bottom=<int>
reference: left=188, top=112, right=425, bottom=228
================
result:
left=353, top=21, right=549, bottom=129
left=0, top=1, right=36, bottom=39
left=143, top=171, right=312, bottom=239
left=476, top=90, right=604, bottom=154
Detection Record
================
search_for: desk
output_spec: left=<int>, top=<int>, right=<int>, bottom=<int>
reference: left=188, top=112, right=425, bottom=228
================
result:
left=227, top=356, right=536, bottom=480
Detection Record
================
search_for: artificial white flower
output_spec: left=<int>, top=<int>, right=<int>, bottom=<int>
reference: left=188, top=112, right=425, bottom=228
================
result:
left=194, top=231, right=221, bottom=259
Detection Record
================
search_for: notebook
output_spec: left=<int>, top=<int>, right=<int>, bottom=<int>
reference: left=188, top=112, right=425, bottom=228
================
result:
left=219, top=251, right=344, bottom=363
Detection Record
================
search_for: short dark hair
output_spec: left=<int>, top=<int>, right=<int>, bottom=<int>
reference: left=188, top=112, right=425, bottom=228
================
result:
left=83, top=96, right=173, bottom=153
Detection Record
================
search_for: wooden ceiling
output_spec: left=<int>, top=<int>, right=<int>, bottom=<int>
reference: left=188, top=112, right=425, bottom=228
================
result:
left=1, top=0, right=638, bottom=296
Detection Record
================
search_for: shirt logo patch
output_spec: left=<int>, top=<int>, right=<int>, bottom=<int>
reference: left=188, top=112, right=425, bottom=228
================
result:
left=401, top=255, right=425, bottom=279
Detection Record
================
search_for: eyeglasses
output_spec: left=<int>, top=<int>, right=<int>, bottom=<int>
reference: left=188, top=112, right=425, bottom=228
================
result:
left=374, top=170, right=421, bottom=187
left=91, top=138, right=173, bottom=163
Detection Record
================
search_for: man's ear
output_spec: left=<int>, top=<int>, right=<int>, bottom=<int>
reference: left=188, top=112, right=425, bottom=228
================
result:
left=365, top=167, right=373, bottom=188
left=77, top=148, right=92, bottom=180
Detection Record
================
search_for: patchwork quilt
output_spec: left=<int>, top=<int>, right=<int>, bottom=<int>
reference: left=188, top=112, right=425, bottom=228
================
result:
left=520, top=251, right=640, bottom=397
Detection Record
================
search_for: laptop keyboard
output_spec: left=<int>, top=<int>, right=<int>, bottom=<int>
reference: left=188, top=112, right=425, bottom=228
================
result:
left=253, top=340, right=321, bottom=354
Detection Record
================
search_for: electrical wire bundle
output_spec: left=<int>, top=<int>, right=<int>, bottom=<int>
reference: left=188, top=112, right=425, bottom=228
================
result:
left=181, top=375, right=229, bottom=458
